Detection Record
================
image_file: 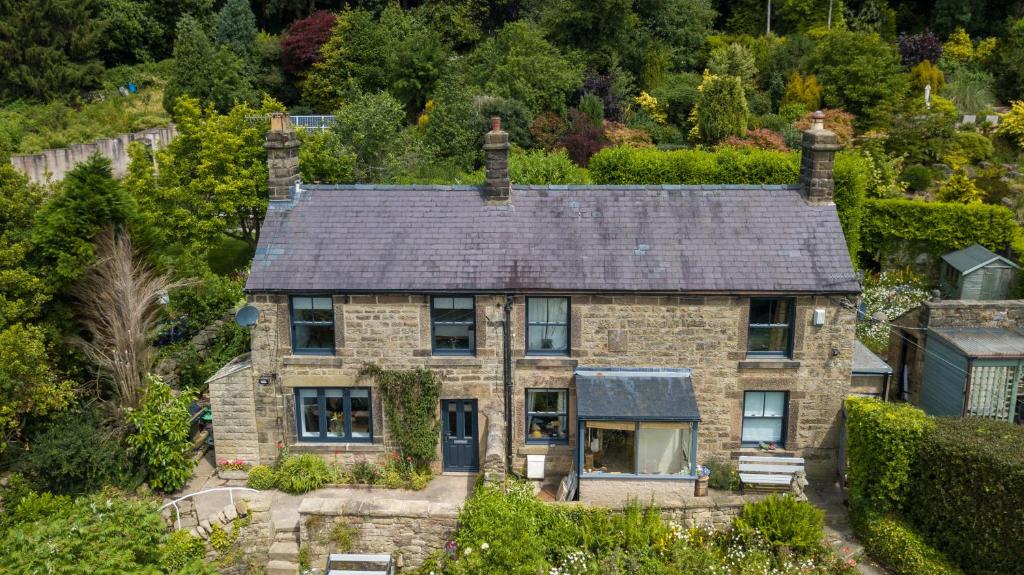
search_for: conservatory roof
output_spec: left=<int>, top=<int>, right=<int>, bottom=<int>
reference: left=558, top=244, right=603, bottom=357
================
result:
left=852, top=340, right=892, bottom=375
left=575, top=367, right=700, bottom=422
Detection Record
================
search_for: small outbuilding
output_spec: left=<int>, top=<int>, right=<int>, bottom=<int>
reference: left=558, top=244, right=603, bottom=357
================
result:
left=919, top=327, right=1024, bottom=424
left=940, top=244, right=1019, bottom=300
left=851, top=340, right=892, bottom=399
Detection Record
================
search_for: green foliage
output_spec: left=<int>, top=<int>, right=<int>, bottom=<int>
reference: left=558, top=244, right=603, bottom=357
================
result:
left=782, top=72, right=822, bottom=111
left=32, top=155, right=135, bottom=290
left=424, top=81, right=482, bottom=170
left=704, top=458, right=740, bottom=490
left=214, top=0, right=259, bottom=75
left=650, top=72, right=702, bottom=127
left=0, top=166, right=48, bottom=325
left=937, top=171, right=984, bottom=204
left=126, top=379, right=197, bottom=492
left=991, top=18, right=1024, bottom=104
left=161, top=529, right=209, bottom=573
left=941, top=68, right=995, bottom=115
left=588, top=146, right=868, bottom=259
left=168, top=322, right=250, bottom=391
left=951, top=130, right=993, bottom=163
left=693, top=73, right=748, bottom=144
left=578, top=93, right=605, bottom=129
left=246, top=464, right=276, bottom=490
left=298, top=129, right=356, bottom=185
left=360, top=364, right=441, bottom=466
left=852, top=510, right=962, bottom=575
left=857, top=270, right=930, bottom=354
left=463, top=21, right=584, bottom=114
left=809, top=30, right=909, bottom=127
left=0, top=490, right=205, bottom=574
left=163, top=15, right=254, bottom=114
left=861, top=198, right=1021, bottom=261
left=17, top=408, right=133, bottom=495
left=0, top=324, right=74, bottom=452
left=351, top=460, right=383, bottom=485
left=0, top=0, right=105, bottom=101
left=910, top=60, right=944, bottom=91
left=333, top=90, right=409, bottom=182
left=734, top=495, right=825, bottom=555
left=844, top=397, right=934, bottom=513
left=167, top=261, right=245, bottom=331
left=476, top=96, right=534, bottom=148
left=996, top=100, right=1024, bottom=151
left=860, top=136, right=908, bottom=199
left=509, top=148, right=590, bottom=185
left=885, top=96, right=958, bottom=165
left=274, top=453, right=336, bottom=494
left=708, top=43, right=758, bottom=87
left=904, top=418, right=1024, bottom=575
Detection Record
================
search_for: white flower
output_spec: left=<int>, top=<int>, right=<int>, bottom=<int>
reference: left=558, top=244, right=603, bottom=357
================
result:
left=480, top=542, right=489, bottom=550
left=464, top=547, right=472, bottom=556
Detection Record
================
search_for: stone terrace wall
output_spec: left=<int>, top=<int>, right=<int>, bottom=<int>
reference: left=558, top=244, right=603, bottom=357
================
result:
left=9, top=125, right=176, bottom=184
left=299, top=497, right=459, bottom=569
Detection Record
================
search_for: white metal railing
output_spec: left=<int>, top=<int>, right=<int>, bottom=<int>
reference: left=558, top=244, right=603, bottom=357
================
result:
left=245, top=115, right=336, bottom=131
left=159, top=487, right=260, bottom=530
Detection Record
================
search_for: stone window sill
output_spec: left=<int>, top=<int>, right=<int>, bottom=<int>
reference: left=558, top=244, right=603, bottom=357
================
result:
left=737, top=359, right=801, bottom=370
left=516, top=444, right=573, bottom=456
left=282, top=355, right=344, bottom=368
left=515, top=357, right=578, bottom=368
left=428, top=357, right=484, bottom=367
left=290, top=442, right=385, bottom=453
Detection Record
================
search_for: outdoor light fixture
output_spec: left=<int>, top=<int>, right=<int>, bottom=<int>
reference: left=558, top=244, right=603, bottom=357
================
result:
left=258, top=373, right=276, bottom=386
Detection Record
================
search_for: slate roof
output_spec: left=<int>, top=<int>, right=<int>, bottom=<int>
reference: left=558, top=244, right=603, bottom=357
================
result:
left=931, top=327, right=1024, bottom=358
left=852, top=340, right=892, bottom=375
left=246, top=184, right=860, bottom=294
left=575, top=367, right=700, bottom=421
left=941, top=243, right=1020, bottom=275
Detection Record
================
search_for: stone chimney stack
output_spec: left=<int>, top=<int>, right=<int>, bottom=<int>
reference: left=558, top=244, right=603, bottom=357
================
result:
left=266, top=113, right=299, bottom=201
left=799, top=110, right=841, bottom=203
left=483, top=116, right=510, bottom=201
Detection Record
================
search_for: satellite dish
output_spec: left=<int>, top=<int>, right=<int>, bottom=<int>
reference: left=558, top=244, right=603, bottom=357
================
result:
left=235, top=305, right=260, bottom=328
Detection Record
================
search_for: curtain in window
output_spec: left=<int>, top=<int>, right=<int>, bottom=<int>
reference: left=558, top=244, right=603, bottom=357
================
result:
left=637, top=423, right=691, bottom=475
left=528, top=298, right=568, bottom=351
left=742, top=391, right=786, bottom=443
left=298, top=389, right=320, bottom=438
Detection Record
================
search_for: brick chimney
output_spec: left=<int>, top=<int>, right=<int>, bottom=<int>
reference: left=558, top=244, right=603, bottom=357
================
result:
left=483, top=116, right=510, bottom=201
left=266, top=113, right=299, bottom=201
left=799, top=110, right=841, bottom=203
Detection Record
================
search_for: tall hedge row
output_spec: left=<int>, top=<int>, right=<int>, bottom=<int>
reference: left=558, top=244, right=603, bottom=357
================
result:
left=588, top=146, right=868, bottom=259
left=861, top=198, right=1023, bottom=259
left=904, top=418, right=1024, bottom=575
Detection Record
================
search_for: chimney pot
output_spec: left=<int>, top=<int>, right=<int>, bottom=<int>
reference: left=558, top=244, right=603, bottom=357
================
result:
left=266, top=113, right=299, bottom=201
left=483, top=116, right=510, bottom=201
left=799, top=111, right=840, bottom=203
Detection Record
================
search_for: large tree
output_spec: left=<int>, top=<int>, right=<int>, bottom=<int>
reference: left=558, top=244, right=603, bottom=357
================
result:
left=163, top=15, right=256, bottom=114
left=215, top=0, right=260, bottom=75
left=0, top=0, right=105, bottom=101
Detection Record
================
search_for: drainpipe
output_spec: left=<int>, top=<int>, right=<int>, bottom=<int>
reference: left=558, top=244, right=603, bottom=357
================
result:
left=503, top=295, right=514, bottom=474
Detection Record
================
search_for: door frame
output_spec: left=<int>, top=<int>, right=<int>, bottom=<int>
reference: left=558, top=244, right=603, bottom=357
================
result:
left=441, top=398, right=480, bottom=472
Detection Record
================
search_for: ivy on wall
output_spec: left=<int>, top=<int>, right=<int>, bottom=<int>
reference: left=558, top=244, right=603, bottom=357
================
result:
left=359, top=364, right=441, bottom=466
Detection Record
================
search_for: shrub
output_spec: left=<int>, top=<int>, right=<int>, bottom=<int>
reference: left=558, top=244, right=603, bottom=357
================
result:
left=298, top=128, right=356, bottom=184
left=560, top=110, right=610, bottom=167
left=351, top=461, right=382, bottom=485
left=910, top=60, right=944, bottom=91
left=904, top=418, right=1024, bottom=575
left=718, top=128, right=789, bottom=151
left=852, top=509, right=962, bottom=575
left=127, top=379, right=197, bottom=493
left=693, top=72, right=748, bottom=144
left=861, top=198, right=1021, bottom=261
left=360, top=365, right=441, bottom=466
left=951, top=131, right=994, bottom=163
left=937, top=171, right=984, bottom=204
left=942, top=69, right=995, bottom=115
left=650, top=72, right=702, bottom=126
left=901, top=165, right=934, bottom=191
left=17, top=409, right=135, bottom=495
left=733, top=494, right=825, bottom=555
left=782, top=72, right=822, bottom=111
left=898, top=32, right=943, bottom=67
left=704, top=458, right=740, bottom=490
left=476, top=96, right=533, bottom=148
left=588, top=146, right=868, bottom=259
left=793, top=109, right=855, bottom=148
left=529, top=112, right=567, bottom=151
left=509, top=148, right=590, bottom=184
left=160, top=530, right=208, bottom=572
left=996, top=100, right=1024, bottom=151
left=274, top=453, right=336, bottom=494
left=844, top=398, right=933, bottom=513
left=857, top=270, right=930, bottom=354
left=246, top=465, right=276, bottom=490
left=578, top=92, right=605, bottom=129
left=281, top=11, right=336, bottom=74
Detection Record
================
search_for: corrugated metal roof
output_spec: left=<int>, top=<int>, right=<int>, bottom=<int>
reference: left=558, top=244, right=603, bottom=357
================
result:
left=246, top=185, right=860, bottom=294
left=930, top=327, right=1024, bottom=358
left=941, top=244, right=1019, bottom=275
left=853, top=340, right=892, bottom=375
left=575, top=367, right=700, bottom=421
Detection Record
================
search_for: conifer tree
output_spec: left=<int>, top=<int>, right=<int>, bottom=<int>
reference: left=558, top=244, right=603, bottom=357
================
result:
left=163, top=15, right=255, bottom=114
left=215, top=0, right=259, bottom=76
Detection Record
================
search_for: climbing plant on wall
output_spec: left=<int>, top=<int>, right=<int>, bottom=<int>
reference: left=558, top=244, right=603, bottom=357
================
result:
left=359, top=364, right=441, bottom=466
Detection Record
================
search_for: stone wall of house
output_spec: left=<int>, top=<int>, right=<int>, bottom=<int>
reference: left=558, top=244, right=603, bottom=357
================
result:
left=509, top=295, right=856, bottom=482
left=217, top=291, right=855, bottom=480
left=207, top=355, right=260, bottom=464
left=298, top=497, right=459, bottom=569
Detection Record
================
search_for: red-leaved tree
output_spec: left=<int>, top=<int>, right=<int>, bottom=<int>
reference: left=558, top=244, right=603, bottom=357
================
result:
left=281, top=10, right=336, bottom=74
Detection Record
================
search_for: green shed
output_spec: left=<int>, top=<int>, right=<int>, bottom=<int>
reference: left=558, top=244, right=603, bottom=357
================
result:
left=919, top=327, right=1024, bottom=424
left=939, top=244, right=1019, bottom=300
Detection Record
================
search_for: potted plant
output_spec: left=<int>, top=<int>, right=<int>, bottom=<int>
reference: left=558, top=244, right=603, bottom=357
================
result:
left=694, top=465, right=711, bottom=497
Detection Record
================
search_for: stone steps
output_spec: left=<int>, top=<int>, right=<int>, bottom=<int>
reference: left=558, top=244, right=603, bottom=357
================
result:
left=269, top=541, right=300, bottom=562
left=266, top=559, right=299, bottom=575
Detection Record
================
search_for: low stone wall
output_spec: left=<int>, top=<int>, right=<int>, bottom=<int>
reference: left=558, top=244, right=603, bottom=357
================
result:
left=299, top=497, right=459, bottom=569
left=578, top=477, right=697, bottom=507
left=564, top=489, right=766, bottom=531
left=9, top=125, right=176, bottom=184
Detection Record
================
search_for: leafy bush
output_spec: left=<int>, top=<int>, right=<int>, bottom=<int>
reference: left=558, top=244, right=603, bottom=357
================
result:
left=126, top=379, right=197, bottom=493
left=476, top=96, right=534, bottom=149
left=733, top=494, right=825, bottom=555
left=901, top=165, right=934, bottom=191
left=560, top=110, right=611, bottom=167
left=17, top=409, right=135, bottom=495
left=578, top=93, right=605, bottom=129
left=951, top=131, right=994, bottom=163
left=360, top=365, right=441, bottom=466
left=246, top=465, right=276, bottom=490
left=719, top=128, right=789, bottom=151
left=861, top=198, right=1021, bottom=262
left=704, top=458, right=740, bottom=490
left=529, top=112, right=567, bottom=150
left=782, top=72, right=822, bottom=111
left=170, top=321, right=251, bottom=391
left=275, top=453, right=336, bottom=494
left=167, top=263, right=245, bottom=332
left=509, top=148, right=590, bottom=184
left=298, top=128, right=356, bottom=184
left=898, top=32, right=943, bottom=67
left=942, top=68, right=995, bottom=115
left=588, top=146, right=869, bottom=259
left=793, top=109, right=855, bottom=148
left=904, top=418, right=1024, bottom=575
left=161, top=529, right=208, bottom=572
left=852, top=509, right=962, bottom=575
left=693, top=72, right=748, bottom=144
left=351, top=461, right=382, bottom=485
left=996, top=100, right=1024, bottom=151
left=650, top=72, right=701, bottom=126
left=845, top=398, right=933, bottom=513
left=281, top=10, right=336, bottom=74
left=937, top=171, right=984, bottom=204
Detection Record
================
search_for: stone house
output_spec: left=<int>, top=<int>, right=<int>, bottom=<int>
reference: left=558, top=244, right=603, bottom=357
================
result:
left=208, top=113, right=859, bottom=504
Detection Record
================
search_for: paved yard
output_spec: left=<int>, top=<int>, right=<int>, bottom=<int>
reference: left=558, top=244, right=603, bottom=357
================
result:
left=806, top=481, right=887, bottom=575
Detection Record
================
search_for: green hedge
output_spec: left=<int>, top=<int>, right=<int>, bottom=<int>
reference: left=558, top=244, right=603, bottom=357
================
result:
left=862, top=198, right=1022, bottom=261
left=588, top=146, right=868, bottom=259
left=852, top=508, right=963, bottom=575
left=845, top=397, right=935, bottom=513
left=904, top=418, right=1024, bottom=575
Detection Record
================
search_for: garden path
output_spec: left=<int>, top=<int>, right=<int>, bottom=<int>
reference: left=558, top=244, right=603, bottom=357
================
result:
left=806, top=482, right=887, bottom=575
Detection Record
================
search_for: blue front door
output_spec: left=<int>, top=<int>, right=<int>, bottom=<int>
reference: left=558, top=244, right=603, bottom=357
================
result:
left=442, top=399, right=479, bottom=472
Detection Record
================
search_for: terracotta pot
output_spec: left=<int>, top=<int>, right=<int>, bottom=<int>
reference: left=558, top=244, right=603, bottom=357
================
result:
left=694, top=476, right=709, bottom=497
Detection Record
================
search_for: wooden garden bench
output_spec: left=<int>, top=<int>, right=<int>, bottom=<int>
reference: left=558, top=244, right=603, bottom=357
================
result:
left=738, top=455, right=805, bottom=491
left=326, top=553, right=394, bottom=575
